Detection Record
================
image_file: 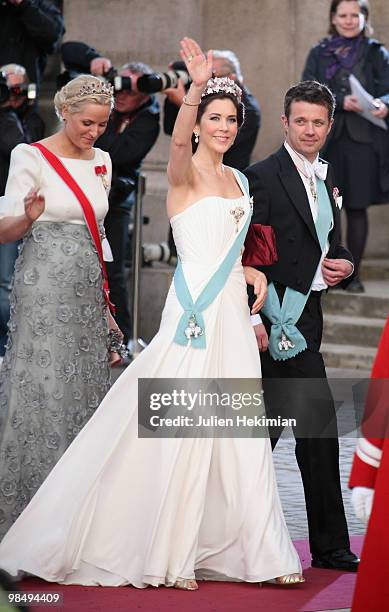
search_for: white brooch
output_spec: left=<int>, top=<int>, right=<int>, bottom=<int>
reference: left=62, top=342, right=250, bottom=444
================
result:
left=278, top=332, right=295, bottom=352
left=249, top=195, right=254, bottom=212
left=230, top=205, right=245, bottom=233
left=333, top=186, right=343, bottom=210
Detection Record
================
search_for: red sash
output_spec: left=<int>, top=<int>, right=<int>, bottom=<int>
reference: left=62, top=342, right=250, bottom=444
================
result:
left=31, top=142, right=115, bottom=314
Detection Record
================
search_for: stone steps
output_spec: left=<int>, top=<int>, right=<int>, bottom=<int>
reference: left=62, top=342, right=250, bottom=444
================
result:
left=321, top=343, right=377, bottom=371
left=322, top=268, right=388, bottom=370
left=360, top=258, right=389, bottom=280
left=322, top=288, right=388, bottom=319
left=322, top=314, right=386, bottom=348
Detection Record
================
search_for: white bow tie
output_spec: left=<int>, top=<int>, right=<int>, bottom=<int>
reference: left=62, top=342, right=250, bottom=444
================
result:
left=304, top=158, right=328, bottom=182
left=284, top=142, right=328, bottom=182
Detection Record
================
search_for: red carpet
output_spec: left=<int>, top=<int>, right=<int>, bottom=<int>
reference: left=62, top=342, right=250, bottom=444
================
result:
left=19, top=536, right=363, bottom=612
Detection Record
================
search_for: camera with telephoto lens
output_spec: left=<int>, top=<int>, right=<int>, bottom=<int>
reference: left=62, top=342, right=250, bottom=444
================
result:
left=136, top=65, right=191, bottom=94
left=57, top=61, right=191, bottom=95
left=104, top=67, right=132, bottom=93
left=104, top=64, right=191, bottom=95
left=0, top=71, right=37, bottom=105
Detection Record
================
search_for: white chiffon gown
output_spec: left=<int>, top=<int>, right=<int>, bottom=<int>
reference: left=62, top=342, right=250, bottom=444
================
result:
left=0, top=171, right=302, bottom=586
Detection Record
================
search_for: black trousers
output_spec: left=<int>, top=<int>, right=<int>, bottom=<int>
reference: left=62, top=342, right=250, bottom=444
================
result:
left=104, top=204, right=132, bottom=343
left=260, top=290, right=350, bottom=557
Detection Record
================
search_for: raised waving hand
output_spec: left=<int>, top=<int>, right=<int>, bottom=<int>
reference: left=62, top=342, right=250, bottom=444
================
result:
left=179, top=37, right=213, bottom=89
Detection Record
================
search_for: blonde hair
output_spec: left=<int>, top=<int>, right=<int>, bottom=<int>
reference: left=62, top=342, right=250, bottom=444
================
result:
left=54, top=74, right=114, bottom=119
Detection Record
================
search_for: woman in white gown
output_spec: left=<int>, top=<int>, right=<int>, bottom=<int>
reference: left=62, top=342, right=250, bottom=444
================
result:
left=0, top=38, right=303, bottom=589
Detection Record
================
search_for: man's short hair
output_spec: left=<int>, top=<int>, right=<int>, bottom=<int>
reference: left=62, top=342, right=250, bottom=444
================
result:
left=120, top=61, right=153, bottom=76
left=212, top=50, right=243, bottom=82
left=284, top=81, right=336, bottom=121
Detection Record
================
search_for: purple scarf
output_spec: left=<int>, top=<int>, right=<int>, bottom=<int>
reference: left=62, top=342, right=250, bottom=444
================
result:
left=320, top=34, right=363, bottom=80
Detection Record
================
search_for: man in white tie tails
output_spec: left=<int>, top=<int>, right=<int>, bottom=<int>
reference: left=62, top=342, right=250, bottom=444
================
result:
left=245, top=81, right=359, bottom=571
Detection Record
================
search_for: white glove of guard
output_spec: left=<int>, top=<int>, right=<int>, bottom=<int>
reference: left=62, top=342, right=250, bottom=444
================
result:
left=351, top=486, right=374, bottom=525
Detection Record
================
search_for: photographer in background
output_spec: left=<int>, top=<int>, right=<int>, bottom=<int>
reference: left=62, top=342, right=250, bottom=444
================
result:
left=0, top=63, right=45, bottom=365
left=0, top=0, right=64, bottom=101
left=61, top=42, right=160, bottom=346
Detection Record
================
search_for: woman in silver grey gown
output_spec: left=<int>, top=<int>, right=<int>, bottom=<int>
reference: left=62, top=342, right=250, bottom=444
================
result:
left=0, top=75, right=122, bottom=538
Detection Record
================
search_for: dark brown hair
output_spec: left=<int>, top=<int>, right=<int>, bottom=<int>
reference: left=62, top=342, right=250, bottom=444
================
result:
left=196, top=92, right=245, bottom=128
left=284, top=81, right=336, bottom=121
left=328, top=0, right=371, bottom=36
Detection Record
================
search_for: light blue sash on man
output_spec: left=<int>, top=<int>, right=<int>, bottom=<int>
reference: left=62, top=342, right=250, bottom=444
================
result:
left=261, top=178, right=333, bottom=361
left=173, top=170, right=251, bottom=349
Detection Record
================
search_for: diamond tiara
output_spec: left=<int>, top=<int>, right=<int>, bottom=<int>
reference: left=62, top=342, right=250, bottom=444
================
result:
left=201, top=76, right=242, bottom=103
left=77, top=80, right=114, bottom=98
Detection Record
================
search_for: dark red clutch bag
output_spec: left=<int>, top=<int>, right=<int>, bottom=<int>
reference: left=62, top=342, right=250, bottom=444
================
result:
left=242, top=224, right=278, bottom=267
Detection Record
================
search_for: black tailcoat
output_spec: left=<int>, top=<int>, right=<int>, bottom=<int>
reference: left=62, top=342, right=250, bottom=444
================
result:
left=244, top=145, right=353, bottom=557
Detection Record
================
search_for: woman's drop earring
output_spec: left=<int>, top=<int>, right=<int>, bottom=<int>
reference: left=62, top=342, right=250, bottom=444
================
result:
left=194, top=132, right=199, bottom=144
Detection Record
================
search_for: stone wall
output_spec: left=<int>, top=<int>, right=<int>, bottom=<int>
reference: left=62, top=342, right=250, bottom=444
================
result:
left=63, top=0, right=389, bottom=160
left=63, top=0, right=389, bottom=255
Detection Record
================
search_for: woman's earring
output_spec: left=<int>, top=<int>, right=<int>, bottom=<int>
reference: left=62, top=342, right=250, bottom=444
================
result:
left=194, top=132, right=199, bottom=144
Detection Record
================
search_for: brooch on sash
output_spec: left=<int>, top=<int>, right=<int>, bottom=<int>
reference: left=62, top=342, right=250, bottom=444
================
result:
left=278, top=332, right=295, bottom=352
left=184, top=314, right=203, bottom=340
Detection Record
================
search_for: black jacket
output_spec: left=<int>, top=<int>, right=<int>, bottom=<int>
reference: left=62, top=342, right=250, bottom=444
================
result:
left=303, top=37, right=389, bottom=114
left=0, top=106, right=44, bottom=194
left=61, top=41, right=103, bottom=75
left=61, top=42, right=160, bottom=203
left=303, top=37, right=389, bottom=196
left=163, top=86, right=261, bottom=171
left=245, top=146, right=353, bottom=295
left=0, top=0, right=64, bottom=89
left=96, top=100, right=160, bottom=184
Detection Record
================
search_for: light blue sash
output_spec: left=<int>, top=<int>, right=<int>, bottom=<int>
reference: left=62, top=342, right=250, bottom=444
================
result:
left=173, top=170, right=251, bottom=349
left=261, top=178, right=333, bottom=361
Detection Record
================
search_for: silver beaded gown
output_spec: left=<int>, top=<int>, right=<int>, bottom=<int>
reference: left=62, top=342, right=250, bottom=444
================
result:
left=0, top=144, right=112, bottom=538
